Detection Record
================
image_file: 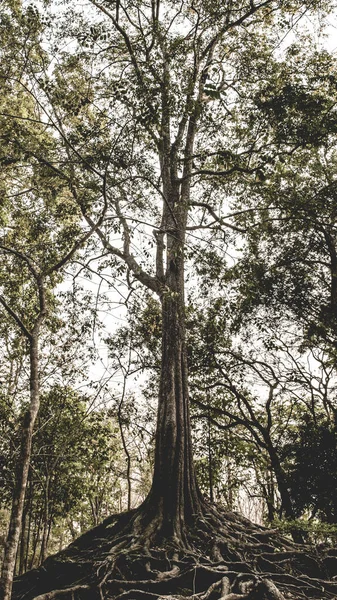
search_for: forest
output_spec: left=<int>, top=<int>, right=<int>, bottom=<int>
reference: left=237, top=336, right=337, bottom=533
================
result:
left=1, top=0, right=337, bottom=598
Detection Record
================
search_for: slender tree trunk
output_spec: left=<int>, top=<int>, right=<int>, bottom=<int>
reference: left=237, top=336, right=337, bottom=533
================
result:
left=226, top=459, right=234, bottom=511
left=18, top=503, right=27, bottom=576
left=45, top=512, right=53, bottom=561
left=265, top=470, right=276, bottom=523
left=117, top=390, right=132, bottom=512
left=207, top=405, right=214, bottom=503
left=29, top=509, right=43, bottom=570
left=0, top=335, right=40, bottom=600
left=58, top=522, right=64, bottom=553
left=89, top=497, right=98, bottom=527
left=25, top=484, right=33, bottom=573
left=67, top=519, right=77, bottom=543
left=39, top=478, right=50, bottom=565
left=264, top=438, right=304, bottom=543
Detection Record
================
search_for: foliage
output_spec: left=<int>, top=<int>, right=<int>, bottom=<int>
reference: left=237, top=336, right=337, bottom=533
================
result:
left=283, top=413, right=337, bottom=524
left=0, top=385, right=128, bottom=567
left=273, top=518, right=337, bottom=546
left=1, top=2, right=337, bottom=592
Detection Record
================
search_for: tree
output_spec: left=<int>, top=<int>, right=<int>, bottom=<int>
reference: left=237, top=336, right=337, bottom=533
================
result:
left=5, top=0, right=337, bottom=599
left=18, top=387, right=125, bottom=570
left=189, top=317, right=301, bottom=529
left=228, top=47, right=337, bottom=352
left=56, top=0, right=334, bottom=545
left=284, top=411, right=337, bottom=524
left=0, top=9, right=105, bottom=594
left=187, top=283, right=337, bottom=528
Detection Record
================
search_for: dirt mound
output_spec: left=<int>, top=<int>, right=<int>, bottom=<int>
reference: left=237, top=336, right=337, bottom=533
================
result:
left=12, top=508, right=337, bottom=600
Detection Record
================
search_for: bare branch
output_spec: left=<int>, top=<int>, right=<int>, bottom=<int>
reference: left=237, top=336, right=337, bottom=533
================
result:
left=190, top=202, right=246, bottom=233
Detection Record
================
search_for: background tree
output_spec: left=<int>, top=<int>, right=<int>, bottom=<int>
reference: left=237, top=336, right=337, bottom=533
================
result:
left=283, top=411, right=337, bottom=524
left=0, top=8, right=107, bottom=593
left=229, top=47, right=337, bottom=353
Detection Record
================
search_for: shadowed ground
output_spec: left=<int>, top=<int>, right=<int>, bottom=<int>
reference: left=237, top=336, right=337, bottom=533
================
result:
left=12, top=506, right=337, bottom=600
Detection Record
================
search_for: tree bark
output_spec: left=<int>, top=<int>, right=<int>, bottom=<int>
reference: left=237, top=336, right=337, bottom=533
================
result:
left=208, top=405, right=214, bottom=503
left=0, top=335, right=41, bottom=600
left=40, top=477, right=50, bottom=565
left=25, top=482, right=33, bottom=573
left=18, top=502, right=28, bottom=576
left=143, top=220, right=204, bottom=543
left=264, top=437, right=304, bottom=543
left=134, top=67, right=207, bottom=542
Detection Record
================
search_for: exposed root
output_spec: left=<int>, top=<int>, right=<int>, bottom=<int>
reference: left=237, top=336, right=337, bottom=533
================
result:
left=28, top=585, right=91, bottom=600
left=12, top=506, right=337, bottom=600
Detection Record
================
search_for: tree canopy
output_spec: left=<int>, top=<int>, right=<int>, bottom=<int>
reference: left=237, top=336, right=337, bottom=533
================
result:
left=2, top=0, right=337, bottom=599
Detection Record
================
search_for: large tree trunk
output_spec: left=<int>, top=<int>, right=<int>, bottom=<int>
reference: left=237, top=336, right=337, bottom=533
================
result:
left=0, top=335, right=40, bottom=600
left=137, top=94, right=206, bottom=543
left=143, top=220, right=204, bottom=544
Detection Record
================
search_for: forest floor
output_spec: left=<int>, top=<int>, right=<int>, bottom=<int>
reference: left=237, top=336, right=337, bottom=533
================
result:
left=12, top=507, right=337, bottom=600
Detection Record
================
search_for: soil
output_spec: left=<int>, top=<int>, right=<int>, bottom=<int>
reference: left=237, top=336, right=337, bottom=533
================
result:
left=11, top=505, right=337, bottom=600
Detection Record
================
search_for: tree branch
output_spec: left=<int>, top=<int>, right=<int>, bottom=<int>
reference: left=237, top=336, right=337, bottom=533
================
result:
left=46, top=175, right=109, bottom=276
left=0, top=245, right=40, bottom=280
left=201, top=0, right=275, bottom=60
left=190, top=202, right=246, bottom=233
left=83, top=213, right=160, bottom=294
left=0, top=295, right=32, bottom=341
